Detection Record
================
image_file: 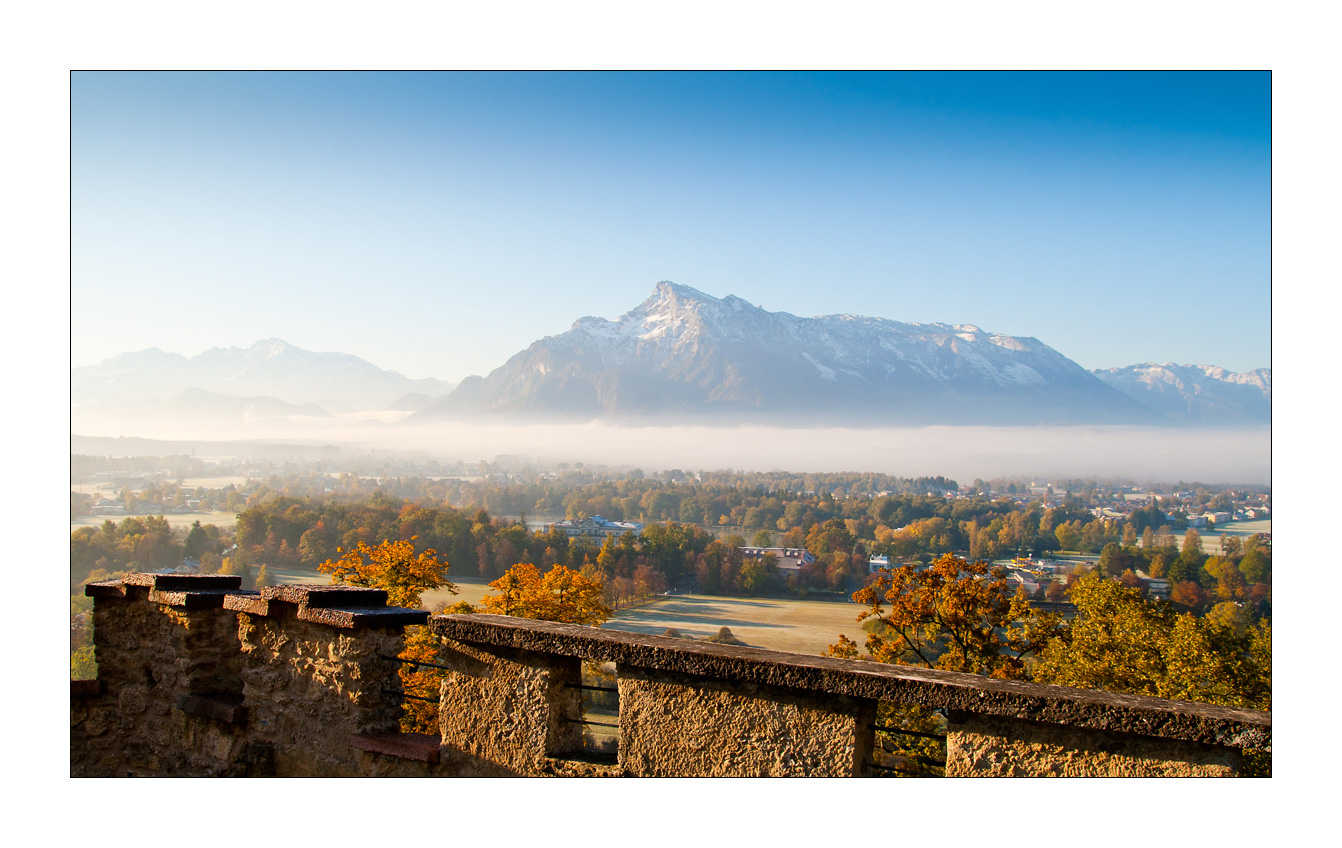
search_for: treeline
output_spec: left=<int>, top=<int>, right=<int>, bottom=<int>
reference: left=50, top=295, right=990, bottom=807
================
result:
left=70, top=517, right=234, bottom=590
left=226, top=494, right=812, bottom=598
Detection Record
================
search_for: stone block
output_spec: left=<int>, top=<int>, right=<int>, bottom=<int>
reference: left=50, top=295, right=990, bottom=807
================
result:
left=617, top=665, right=874, bottom=776
left=945, top=712, right=1242, bottom=777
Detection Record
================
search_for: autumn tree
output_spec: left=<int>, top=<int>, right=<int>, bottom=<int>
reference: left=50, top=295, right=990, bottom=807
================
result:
left=318, top=537, right=455, bottom=609
left=319, top=538, right=457, bottom=733
left=1033, top=571, right=1270, bottom=711
left=825, top=553, right=1061, bottom=776
left=827, top=553, right=1061, bottom=680
left=478, top=563, right=612, bottom=625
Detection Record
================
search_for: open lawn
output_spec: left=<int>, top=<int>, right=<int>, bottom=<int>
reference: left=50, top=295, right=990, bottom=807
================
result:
left=434, top=581, right=866, bottom=658
left=1198, top=519, right=1271, bottom=553
left=601, top=594, right=863, bottom=657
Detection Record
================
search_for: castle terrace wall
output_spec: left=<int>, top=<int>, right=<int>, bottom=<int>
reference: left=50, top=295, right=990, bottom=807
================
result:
left=71, top=576, right=1271, bottom=777
left=429, top=614, right=1270, bottom=777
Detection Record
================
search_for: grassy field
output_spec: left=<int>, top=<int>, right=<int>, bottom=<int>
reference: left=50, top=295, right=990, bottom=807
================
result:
left=1196, top=519, right=1271, bottom=553
left=601, top=594, right=863, bottom=657
left=347, top=569, right=863, bottom=658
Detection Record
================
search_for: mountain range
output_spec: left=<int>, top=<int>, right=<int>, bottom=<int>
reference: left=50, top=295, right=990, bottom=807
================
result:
left=72, top=339, right=453, bottom=412
left=71, top=283, right=1270, bottom=431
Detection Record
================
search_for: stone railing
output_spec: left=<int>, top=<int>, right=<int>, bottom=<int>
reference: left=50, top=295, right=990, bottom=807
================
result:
left=71, top=573, right=1271, bottom=777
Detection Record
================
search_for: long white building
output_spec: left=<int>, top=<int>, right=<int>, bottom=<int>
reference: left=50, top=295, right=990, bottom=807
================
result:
left=547, top=515, right=645, bottom=540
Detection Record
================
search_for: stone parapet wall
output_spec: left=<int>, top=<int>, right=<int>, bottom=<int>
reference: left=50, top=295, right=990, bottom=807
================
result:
left=72, top=574, right=433, bottom=777
left=71, top=582, right=1271, bottom=777
left=429, top=614, right=1271, bottom=777
left=944, top=713, right=1241, bottom=777
left=616, top=665, right=875, bottom=776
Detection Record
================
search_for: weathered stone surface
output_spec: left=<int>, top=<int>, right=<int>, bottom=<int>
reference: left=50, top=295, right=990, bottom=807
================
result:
left=618, top=665, right=874, bottom=776
left=351, top=732, right=442, bottom=763
left=436, top=640, right=583, bottom=776
left=178, top=693, right=248, bottom=724
left=123, top=573, right=242, bottom=591
left=223, top=585, right=427, bottom=629
left=430, top=614, right=1270, bottom=750
left=71, top=585, right=1273, bottom=778
left=238, top=613, right=407, bottom=776
left=298, top=605, right=430, bottom=629
left=946, top=713, right=1241, bottom=777
left=263, top=584, right=388, bottom=608
left=148, top=588, right=237, bottom=609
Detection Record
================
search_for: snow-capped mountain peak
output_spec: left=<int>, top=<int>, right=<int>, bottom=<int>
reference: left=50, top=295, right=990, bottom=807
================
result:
left=414, top=281, right=1164, bottom=426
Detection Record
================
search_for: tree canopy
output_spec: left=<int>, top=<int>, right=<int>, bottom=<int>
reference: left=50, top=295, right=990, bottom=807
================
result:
left=478, top=563, right=612, bottom=625
left=318, top=537, right=455, bottom=609
left=1032, top=571, right=1270, bottom=711
left=827, top=553, right=1061, bottom=679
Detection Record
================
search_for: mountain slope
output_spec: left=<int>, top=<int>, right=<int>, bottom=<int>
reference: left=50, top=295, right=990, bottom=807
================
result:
left=412, top=282, right=1165, bottom=426
left=72, top=338, right=454, bottom=410
left=1092, top=363, right=1271, bottom=425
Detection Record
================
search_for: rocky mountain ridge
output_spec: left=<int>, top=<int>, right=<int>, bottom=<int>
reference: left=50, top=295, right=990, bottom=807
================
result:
left=72, top=284, right=1271, bottom=430
left=412, top=282, right=1163, bottom=426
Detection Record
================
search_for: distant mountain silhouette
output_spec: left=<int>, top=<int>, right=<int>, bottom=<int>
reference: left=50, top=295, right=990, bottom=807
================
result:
left=73, top=338, right=454, bottom=411
left=1092, top=363, right=1271, bottom=425
left=409, top=281, right=1166, bottom=426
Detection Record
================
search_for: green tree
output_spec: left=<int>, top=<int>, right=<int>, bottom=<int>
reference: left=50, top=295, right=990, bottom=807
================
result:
left=1055, top=521, right=1082, bottom=552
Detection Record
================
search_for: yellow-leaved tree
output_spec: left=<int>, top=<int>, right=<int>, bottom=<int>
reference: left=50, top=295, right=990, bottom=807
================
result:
left=318, top=537, right=454, bottom=608
left=477, top=562, right=612, bottom=625
left=1031, top=570, right=1271, bottom=775
left=1031, top=571, right=1270, bottom=710
left=319, top=538, right=457, bottom=733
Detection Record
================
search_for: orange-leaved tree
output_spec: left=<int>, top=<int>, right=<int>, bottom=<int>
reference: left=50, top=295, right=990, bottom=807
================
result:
left=319, top=538, right=456, bottom=732
left=479, top=563, right=612, bottom=625
left=825, top=553, right=1062, bottom=777
left=318, top=537, right=454, bottom=608
left=828, top=553, right=1061, bottom=679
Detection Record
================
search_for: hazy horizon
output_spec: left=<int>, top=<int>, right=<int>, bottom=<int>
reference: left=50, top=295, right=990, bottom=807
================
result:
left=69, top=412, right=1272, bottom=485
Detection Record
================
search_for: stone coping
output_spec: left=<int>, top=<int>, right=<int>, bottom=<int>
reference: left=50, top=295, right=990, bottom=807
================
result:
left=431, top=614, right=1271, bottom=750
left=222, top=584, right=428, bottom=629
left=88, top=575, right=244, bottom=609
left=91, top=575, right=428, bottom=630
left=71, top=679, right=102, bottom=698
left=124, top=573, right=242, bottom=591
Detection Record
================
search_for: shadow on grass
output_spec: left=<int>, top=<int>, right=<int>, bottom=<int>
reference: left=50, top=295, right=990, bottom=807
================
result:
left=601, top=622, right=760, bottom=644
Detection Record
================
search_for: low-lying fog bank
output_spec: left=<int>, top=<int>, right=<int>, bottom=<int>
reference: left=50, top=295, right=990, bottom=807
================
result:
left=71, top=411, right=1271, bottom=484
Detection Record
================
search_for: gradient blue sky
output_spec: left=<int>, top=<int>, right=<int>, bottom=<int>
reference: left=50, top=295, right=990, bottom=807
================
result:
left=72, top=71, right=1270, bottom=381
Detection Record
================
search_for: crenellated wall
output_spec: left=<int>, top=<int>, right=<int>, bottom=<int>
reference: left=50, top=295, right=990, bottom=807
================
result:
left=71, top=573, right=1271, bottom=777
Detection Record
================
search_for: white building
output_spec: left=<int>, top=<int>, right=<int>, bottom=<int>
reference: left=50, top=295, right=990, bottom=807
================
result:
left=547, top=515, right=644, bottom=540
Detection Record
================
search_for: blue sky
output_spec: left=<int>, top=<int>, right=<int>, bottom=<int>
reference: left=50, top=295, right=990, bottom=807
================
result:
left=71, top=71, right=1271, bottom=381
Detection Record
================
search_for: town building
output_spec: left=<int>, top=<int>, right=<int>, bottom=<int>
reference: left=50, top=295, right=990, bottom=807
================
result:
left=546, top=515, right=644, bottom=540
left=740, top=547, right=816, bottom=574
